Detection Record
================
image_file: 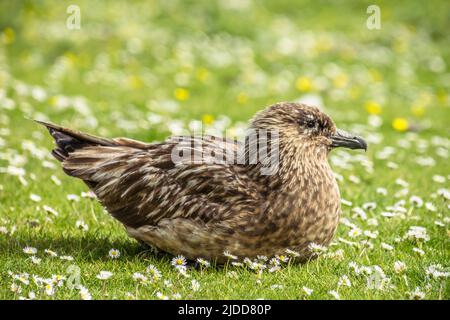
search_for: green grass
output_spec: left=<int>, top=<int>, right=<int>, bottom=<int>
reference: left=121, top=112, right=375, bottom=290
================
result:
left=0, top=0, right=449, bottom=300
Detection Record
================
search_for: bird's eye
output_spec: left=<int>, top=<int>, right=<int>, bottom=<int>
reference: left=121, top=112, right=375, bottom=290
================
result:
left=305, top=119, right=315, bottom=128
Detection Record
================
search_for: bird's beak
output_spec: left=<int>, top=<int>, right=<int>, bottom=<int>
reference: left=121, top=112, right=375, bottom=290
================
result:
left=331, top=129, right=367, bottom=151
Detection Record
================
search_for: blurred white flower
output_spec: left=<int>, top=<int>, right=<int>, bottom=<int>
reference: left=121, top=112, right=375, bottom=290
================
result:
left=381, top=243, right=394, bottom=251
left=376, top=187, right=388, bottom=196
left=409, top=196, right=423, bottom=208
left=108, top=248, right=121, bottom=259
left=394, top=261, right=406, bottom=274
left=29, top=194, right=41, bottom=202
left=23, top=246, right=37, bottom=255
left=302, top=286, right=313, bottom=296
left=412, top=247, right=425, bottom=255
left=67, top=194, right=80, bottom=202
left=425, top=202, right=437, bottom=212
left=75, top=220, right=88, bottom=232
left=328, top=290, right=340, bottom=300
left=79, top=286, right=92, bottom=300
left=426, top=264, right=450, bottom=279
left=132, top=272, right=148, bottom=284
left=338, top=275, right=351, bottom=287
left=407, top=287, right=425, bottom=300
left=348, top=227, right=362, bottom=238
left=191, top=279, right=200, bottom=292
left=96, top=271, right=113, bottom=280
left=405, top=226, right=430, bottom=242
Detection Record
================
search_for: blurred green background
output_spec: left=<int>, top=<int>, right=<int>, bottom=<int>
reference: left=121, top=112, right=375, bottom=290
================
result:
left=0, top=0, right=449, bottom=142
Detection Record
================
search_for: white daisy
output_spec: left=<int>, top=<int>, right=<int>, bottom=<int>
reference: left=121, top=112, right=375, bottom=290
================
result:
left=409, top=196, right=423, bottom=208
left=302, top=286, right=313, bottom=296
left=156, top=291, right=169, bottom=300
left=285, top=248, right=301, bottom=257
left=329, top=290, right=340, bottom=300
left=45, top=249, right=58, bottom=257
left=132, top=272, right=148, bottom=284
left=146, top=265, right=162, bottom=280
left=191, top=279, right=200, bottom=292
left=425, top=202, right=437, bottom=212
left=66, top=194, right=80, bottom=202
left=381, top=242, right=394, bottom=251
left=96, top=271, right=113, bottom=280
left=337, top=275, right=351, bottom=287
left=348, top=227, right=362, bottom=238
left=108, top=248, right=121, bottom=259
left=44, top=283, right=55, bottom=296
left=307, top=243, right=327, bottom=254
left=50, top=175, right=61, bottom=185
left=171, top=255, right=187, bottom=268
left=43, top=205, right=59, bottom=217
left=23, top=246, right=37, bottom=255
left=30, top=194, right=41, bottom=202
left=405, top=226, right=430, bottom=242
left=412, top=247, right=425, bottom=255
left=10, top=283, right=22, bottom=294
left=75, top=220, right=88, bottom=231
left=30, top=256, right=41, bottom=264
left=79, top=286, right=92, bottom=300
left=223, top=251, right=238, bottom=260
left=393, top=261, right=406, bottom=274
left=14, top=273, right=29, bottom=285
left=376, top=187, right=388, bottom=196
left=432, top=175, right=445, bottom=183
left=196, top=258, right=210, bottom=268
left=426, top=264, right=450, bottom=279
left=408, top=287, right=425, bottom=300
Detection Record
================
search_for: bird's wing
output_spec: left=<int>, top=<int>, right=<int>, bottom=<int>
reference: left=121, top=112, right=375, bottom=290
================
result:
left=62, top=135, right=263, bottom=228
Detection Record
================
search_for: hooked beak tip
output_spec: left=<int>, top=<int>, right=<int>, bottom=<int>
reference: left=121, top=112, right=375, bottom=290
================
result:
left=356, top=136, right=368, bottom=152
left=331, top=129, right=367, bottom=151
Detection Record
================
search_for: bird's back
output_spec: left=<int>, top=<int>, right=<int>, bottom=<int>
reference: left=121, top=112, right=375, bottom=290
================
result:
left=37, top=121, right=265, bottom=227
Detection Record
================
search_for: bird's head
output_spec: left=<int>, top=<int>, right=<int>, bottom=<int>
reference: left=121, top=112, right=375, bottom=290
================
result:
left=250, top=102, right=367, bottom=154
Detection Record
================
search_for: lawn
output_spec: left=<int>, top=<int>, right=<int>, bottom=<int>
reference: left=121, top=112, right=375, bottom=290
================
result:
left=0, top=0, right=449, bottom=300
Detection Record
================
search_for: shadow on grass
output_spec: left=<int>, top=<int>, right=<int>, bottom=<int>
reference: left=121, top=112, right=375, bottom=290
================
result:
left=0, top=233, right=173, bottom=263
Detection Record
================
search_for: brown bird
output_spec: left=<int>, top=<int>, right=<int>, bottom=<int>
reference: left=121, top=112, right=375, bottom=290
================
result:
left=37, top=102, right=366, bottom=263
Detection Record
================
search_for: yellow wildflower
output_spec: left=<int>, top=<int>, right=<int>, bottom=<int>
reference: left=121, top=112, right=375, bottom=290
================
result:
left=63, top=52, right=78, bottom=66
left=436, top=92, right=448, bottom=105
left=411, top=105, right=425, bottom=117
left=202, top=114, right=214, bottom=125
left=365, top=101, right=382, bottom=115
left=48, top=96, right=58, bottom=107
left=174, top=88, right=189, bottom=101
left=295, top=76, right=313, bottom=92
left=393, top=39, right=407, bottom=53
left=314, top=38, right=332, bottom=53
left=392, top=118, right=409, bottom=132
left=127, top=75, right=143, bottom=89
left=196, top=68, right=209, bottom=82
left=333, top=74, right=348, bottom=88
left=369, top=69, right=382, bottom=82
left=349, top=87, right=361, bottom=100
left=236, top=92, right=248, bottom=104
left=2, top=27, right=15, bottom=45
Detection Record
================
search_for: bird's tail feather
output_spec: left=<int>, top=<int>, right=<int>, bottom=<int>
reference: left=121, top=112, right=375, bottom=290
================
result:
left=34, top=120, right=118, bottom=162
left=36, top=120, right=152, bottom=189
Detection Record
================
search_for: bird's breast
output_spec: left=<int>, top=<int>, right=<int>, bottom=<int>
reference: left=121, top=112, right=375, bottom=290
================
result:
left=271, top=161, right=341, bottom=249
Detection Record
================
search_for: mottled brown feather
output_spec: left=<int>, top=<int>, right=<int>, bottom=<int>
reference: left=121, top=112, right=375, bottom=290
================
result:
left=37, top=102, right=346, bottom=263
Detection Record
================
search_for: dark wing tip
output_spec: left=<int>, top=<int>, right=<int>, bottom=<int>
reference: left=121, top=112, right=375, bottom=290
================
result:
left=33, top=119, right=62, bottom=131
